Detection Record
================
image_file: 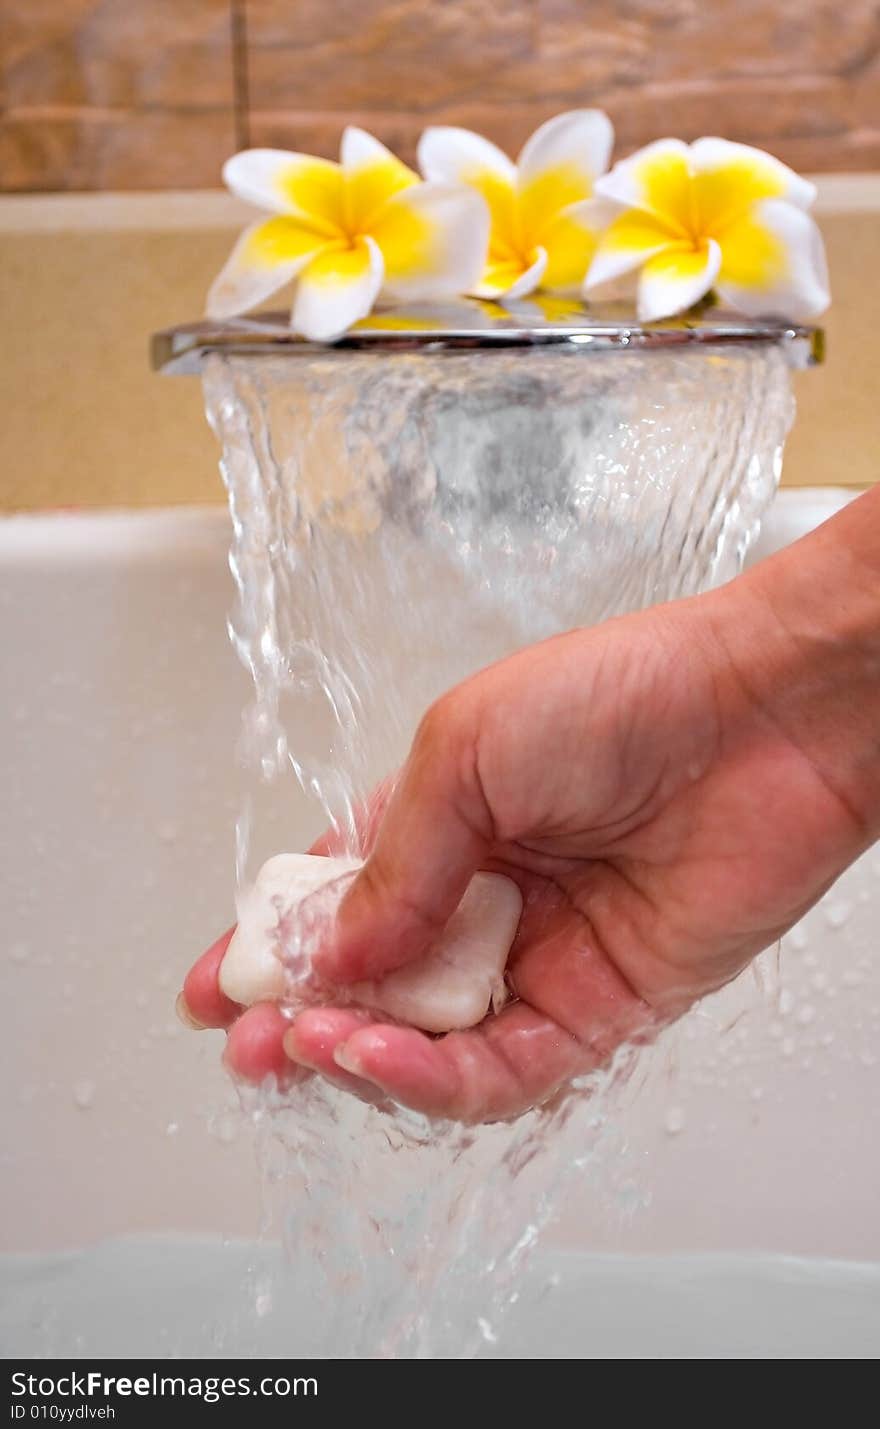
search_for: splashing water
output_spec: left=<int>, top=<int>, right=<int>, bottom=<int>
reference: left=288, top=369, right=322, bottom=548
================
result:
left=202, top=342, right=794, bottom=1357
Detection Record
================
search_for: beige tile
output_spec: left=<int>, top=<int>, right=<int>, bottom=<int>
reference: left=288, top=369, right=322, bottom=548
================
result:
left=0, top=188, right=875, bottom=511
left=785, top=209, right=880, bottom=491
left=0, top=221, right=234, bottom=509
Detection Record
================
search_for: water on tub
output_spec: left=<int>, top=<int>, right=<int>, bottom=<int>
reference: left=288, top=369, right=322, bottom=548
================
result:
left=4, top=350, right=880, bottom=1358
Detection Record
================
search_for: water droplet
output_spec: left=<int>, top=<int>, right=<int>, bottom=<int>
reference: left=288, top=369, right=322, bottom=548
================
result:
left=778, top=989, right=794, bottom=1017
left=73, top=1079, right=96, bottom=1110
left=842, top=970, right=863, bottom=988
left=859, top=1049, right=877, bottom=1068
left=157, top=821, right=178, bottom=844
left=664, top=1105, right=686, bottom=1135
left=795, top=1004, right=816, bottom=1026
left=8, top=941, right=29, bottom=964
left=788, top=925, right=808, bottom=952
left=823, top=899, right=853, bottom=930
left=781, top=1037, right=796, bottom=1058
left=166, top=1121, right=180, bottom=1137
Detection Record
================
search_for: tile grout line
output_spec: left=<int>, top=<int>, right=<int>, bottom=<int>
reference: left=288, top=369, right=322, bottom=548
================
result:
left=231, top=0, right=251, bottom=152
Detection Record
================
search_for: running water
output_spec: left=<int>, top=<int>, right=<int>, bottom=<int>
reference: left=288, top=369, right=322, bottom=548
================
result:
left=202, top=342, right=794, bottom=1357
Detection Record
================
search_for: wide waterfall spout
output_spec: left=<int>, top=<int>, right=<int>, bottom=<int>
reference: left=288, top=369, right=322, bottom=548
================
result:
left=206, top=342, right=793, bottom=880
left=195, top=323, right=798, bottom=1357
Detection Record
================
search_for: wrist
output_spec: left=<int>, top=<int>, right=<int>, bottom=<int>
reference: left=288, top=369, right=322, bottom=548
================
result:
left=704, top=488, right=880, bottom=843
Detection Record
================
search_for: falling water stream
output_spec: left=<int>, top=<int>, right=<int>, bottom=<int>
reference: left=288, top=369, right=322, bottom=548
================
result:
left=202, top=342, right=798, bottom=1357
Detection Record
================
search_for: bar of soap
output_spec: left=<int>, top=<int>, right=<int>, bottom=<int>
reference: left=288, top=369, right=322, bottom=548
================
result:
left=219, top=853, right=522, bottom=1034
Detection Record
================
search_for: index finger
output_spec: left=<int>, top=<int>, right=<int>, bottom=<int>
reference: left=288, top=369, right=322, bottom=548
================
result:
left=180, top=926, right=241, bottom=1029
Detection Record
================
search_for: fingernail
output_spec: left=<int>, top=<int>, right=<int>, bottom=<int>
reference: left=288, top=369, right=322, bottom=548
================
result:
left=333, top=1042, right=363, bottom=1077
left=175, top=992, right=206, bottom=1031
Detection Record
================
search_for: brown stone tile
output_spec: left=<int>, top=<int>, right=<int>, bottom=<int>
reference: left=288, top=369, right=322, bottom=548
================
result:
left=537, top=0, right=880, bottom=89
left=0, top=0, right=237, bottom=189
left=244, top=0, right=880, bottom=171
left=2, top=0, right=235, bottom=109
left=246, top=97, right=880, bottom=174
left=244, top=0, right=536, bottom=112
left=0, top=110, right=236, bottom=191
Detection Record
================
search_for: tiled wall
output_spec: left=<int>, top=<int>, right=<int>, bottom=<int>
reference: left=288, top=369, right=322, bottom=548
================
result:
left=3, top=0, right=879, bottom=190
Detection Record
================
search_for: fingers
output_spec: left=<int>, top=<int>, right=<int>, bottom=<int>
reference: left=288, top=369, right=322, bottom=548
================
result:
left=293, top=1001, right=590, bottom=1122
left=317, top=693, right=494, bottom=984
left=283, top=1006, right=388, bottom=1099
left=224, top=1003, right=301, bottom=1087
left=295, top=874, right=659, bottom=1121
left=180, top=927, right=241, bottom=1029
left=222, top=1002, right=379, bottom=1099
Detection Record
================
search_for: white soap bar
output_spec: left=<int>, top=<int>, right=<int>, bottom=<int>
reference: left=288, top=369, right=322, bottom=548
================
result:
left=219, top=853, right=522, bottom=1034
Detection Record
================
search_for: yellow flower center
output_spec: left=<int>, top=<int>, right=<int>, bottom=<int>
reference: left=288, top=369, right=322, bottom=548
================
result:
left=276, top=153, right=420, bottom=254
left=637, top=150, right=791, bottom=252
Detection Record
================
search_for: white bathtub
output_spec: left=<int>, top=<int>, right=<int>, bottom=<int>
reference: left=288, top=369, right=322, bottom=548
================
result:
left=2, top=488, right=878, bottom=1358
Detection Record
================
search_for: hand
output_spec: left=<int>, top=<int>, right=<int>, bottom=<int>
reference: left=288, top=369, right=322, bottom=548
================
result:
left=180, top=490, right=880, bottom=1121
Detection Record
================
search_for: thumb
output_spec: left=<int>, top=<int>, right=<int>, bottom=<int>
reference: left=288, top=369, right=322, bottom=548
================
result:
left=316, top=691, right=494, bottom=983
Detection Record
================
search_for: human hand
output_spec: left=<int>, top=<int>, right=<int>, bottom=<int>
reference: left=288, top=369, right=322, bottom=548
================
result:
left=181, top=490, right=880, bottom=1120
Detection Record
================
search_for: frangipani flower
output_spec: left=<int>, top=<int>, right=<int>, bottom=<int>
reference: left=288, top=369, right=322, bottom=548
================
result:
left=208, top=129, right=489, bottom=341
left=418, top=110, right=614, bottom=300
left=585, top=137, right=829, bottom=323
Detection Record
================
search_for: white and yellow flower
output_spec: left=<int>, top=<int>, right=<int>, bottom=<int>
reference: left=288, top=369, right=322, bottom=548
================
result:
left=207, top=128, right=489, bottom=341
left=585, top=137, right=829, bottom=323
left=418, top=110, right=614, bottom=300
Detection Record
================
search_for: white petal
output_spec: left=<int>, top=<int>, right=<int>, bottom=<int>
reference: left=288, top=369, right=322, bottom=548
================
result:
left=593, top=138, right=692, bottom=214
left=517, top=109, right=614, bottom=189
left=584, top=208, right=681, bottom=291
left=691, top=137, right=816, bottom=210
left=372, top=183, right=490, bottom=300
left=716, top=199, right=829, bottom=321
left=417, top=125, right=516, bottom=186
left=206, top=219, right=327, bottom=320
left=340, top=125, right=400, bottom=171
left=223, top=148, right=343, bottom=233
left=292, top=236, right=385, bottom=342
left=577, top=195, right=624, bottom=230
left=637, top=239, right=722, bottom=323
